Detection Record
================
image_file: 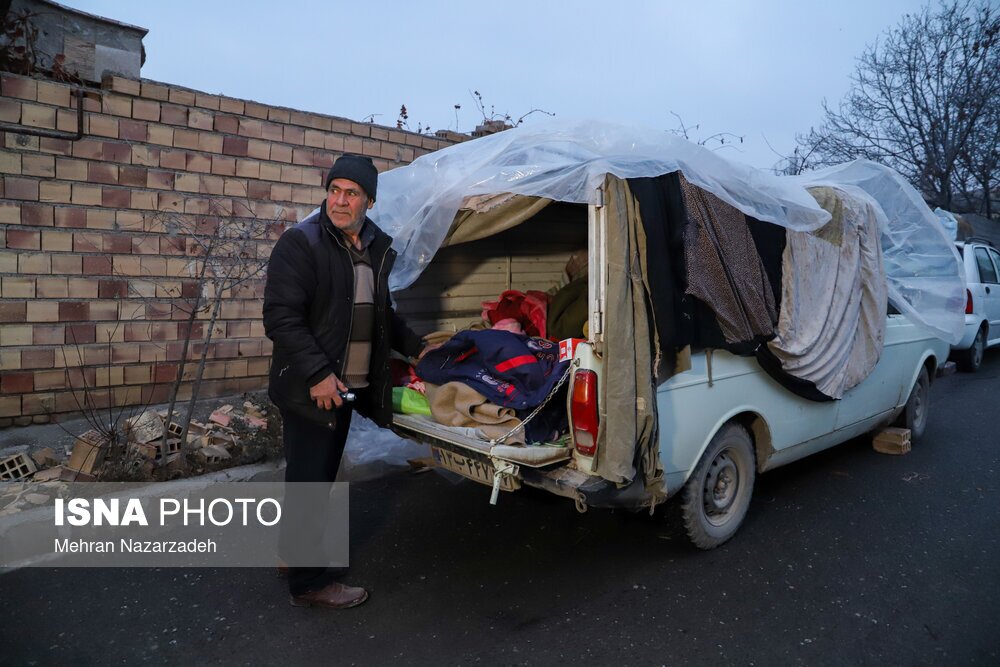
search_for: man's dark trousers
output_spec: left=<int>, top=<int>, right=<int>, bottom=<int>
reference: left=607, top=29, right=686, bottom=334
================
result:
left=278, top=404, right=353, bottom=596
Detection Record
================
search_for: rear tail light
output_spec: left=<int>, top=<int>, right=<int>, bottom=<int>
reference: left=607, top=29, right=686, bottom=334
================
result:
left=966, top=289, right=974, bottom=315
left=571, top=369, right=599, bottom=456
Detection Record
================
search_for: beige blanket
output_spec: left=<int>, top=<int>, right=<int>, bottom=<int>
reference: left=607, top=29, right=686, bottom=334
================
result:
left=424, top=382, right=525, bottom=445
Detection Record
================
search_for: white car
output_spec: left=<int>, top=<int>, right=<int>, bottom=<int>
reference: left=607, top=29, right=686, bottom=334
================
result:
left=950, top=239, right=1000, bottom=371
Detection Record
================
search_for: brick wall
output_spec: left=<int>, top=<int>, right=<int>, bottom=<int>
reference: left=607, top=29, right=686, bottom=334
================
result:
left=0, top=72, right=462, bottom=427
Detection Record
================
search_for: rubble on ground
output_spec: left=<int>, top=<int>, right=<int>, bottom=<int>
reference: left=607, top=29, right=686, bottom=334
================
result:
left=0, top=398, right=277, bottom=511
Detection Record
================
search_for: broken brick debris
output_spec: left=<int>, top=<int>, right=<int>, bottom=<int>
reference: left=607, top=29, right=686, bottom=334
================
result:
left=31, top=447, right=59, bottom=468
left=0, top=452, right=37, bottom=481
left=66, top=430, right=109, bottom=475
left=872, top=427, right=911, bottom=455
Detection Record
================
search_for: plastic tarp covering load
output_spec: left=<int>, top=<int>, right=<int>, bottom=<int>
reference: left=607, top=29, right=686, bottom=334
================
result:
left=763, top=186, right=887, bottom=400
left=372, top=118, right=831, bottom=291
left=790, top=161, right=965, bottom=344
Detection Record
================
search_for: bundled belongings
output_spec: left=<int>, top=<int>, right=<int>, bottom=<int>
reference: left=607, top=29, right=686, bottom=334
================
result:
left=414, top=330, right=570, bottom=444
left=416, top=330, right=568, bottom=410
left=481, top=290, right=551, bottom=338
left=756, top=186, right=887, bottom=400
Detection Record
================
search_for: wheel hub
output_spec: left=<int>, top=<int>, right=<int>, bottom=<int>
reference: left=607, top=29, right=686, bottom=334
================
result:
left=704, top=453, right=739, bottom=515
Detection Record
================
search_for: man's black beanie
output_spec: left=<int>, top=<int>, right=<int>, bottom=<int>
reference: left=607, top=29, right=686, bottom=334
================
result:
left=324, top=154, right=378, bottom=202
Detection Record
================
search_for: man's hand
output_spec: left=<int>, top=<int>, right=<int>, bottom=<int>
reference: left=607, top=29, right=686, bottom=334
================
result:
left=309, top=373, right=349, bottom=410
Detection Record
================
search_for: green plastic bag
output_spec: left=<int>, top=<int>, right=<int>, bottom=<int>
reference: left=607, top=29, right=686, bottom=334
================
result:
left=392, top=387, right=431, bottom=415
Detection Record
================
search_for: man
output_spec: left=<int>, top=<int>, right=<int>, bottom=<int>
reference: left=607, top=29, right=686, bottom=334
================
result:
left=263, top=154, right=426, bottom=609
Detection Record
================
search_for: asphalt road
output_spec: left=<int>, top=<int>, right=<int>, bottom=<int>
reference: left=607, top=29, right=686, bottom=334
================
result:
left=2, top=351, right=999, bottom=666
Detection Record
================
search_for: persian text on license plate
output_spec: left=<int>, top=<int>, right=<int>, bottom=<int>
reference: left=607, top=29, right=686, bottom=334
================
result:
left=431, top=447, right=520, bottom=492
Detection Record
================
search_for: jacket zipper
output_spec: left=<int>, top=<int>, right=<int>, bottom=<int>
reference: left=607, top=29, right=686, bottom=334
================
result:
left=324, top=223, right=355, bottom=379
left=375, top=245, right=392, bottom=410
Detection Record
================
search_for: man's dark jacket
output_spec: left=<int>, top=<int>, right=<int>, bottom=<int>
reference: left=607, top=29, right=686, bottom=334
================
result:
left=263, top=206, right=423, bottom=429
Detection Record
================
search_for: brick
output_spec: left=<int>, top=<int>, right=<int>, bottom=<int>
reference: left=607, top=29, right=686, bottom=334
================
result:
left=1, top=74, right=37, bottom=100
left=131, top=145, right=159, bottom=167
left=237, top=118, right=263, bottom=138
left=82, top=255, right=112, bottom=275
left=42, top=230, right=73, bottom=252
left=6, top=229, right=40, bottom=250
left=189, top=109, right=214, bottom=130
left=292, top=148, right=315, bottom=166
left=141, top=81, right=170, bottom=101
left=6, top=133, right=38, bottom=151
left=56, top=158, right=87, bottom=180
left=214, top=114, right=239, bottom=134
left=194, top=92, right=221, bottom=111
left=128, top=191, right=157, bottom=212
left=0, top=395, right=21, bottom=418
left=147, top=124, right=174, bottom=146
left=86, top=209, right=116, bottom=229
left=58, top=302, right=90, bottom=321
left=219, top=98, right=244, bottom=114
left=26, top=301, right=59, bottom=322
left=90, top=300, right=119, bottom=320
left=246, top=139, right=270, bottom=160
left=222, top=136, right=249, bottom=157
left=199, top=175, right=224, bottom=195
left=1, top=276, right=34, bottom=297
left=132, top=99, right=161, bottom=121
left=119, top=119, right=148, bottom=141
left=36, top=277, right=68, bottom=298
left=199, top=133, right=223, bottom=153
left=21, top=203, right=54, bottom=226
left=22, top=154, right=55, bottom=177
left=157, top=192, right=183, bottom=212
left=0, top=325, right=33, bottom=345
left=114, top=255, right=142, bottom=275
left=1, top=372, right=33, bottom=394
left=103, top=234, right=131, bottom=254
left=260, top=122, right=283, bottom=142
left=103, top=141, right=132, bottom=163
left=39, top=181, right=71, bottom=203
left=0, top=251, right=16, bottom=273
left=71, top=184, right=102, bottom=206
left=186, top=153, right=211, bottom=173
left=88, top=114, right=119, bottom=138
left=0, top=303, right=26, bottom=323
left=66, top=323, right=95, bottom=345
left=324, top=135, right=345, bottom=152
left=271, top=184, right=291, bottom=201
left=102, top=94, right=132, bottom=117
left=211, top=155, right=236, bottom=176
left=34, top=370, right=66, bottom=390
left=88, top=163, right=119, bottom=185
left=0, top=98, right=21, bottom=122
left=116, top=211, right=144, bottom=230
left=0, top=151, right=22, bottom=174
left=132, top=236, right=158, bottom=254
left=175, top=173, right=200, bottom=192
left=52, top=254, right=82, bottom=274
left=244, top=102, right=269, bottom=120
left=21, top=103, right=56, bottom=129
left=99, top=187, right=129, bottom=208
left=304, top=130, right=326, bottom=149
left=258, top=162, right=281, bottom=181
left=270, top=144, right=293, bottom=163
left=21, top=348, right=54, bottom=369
left=173, top=128, right=200, bottom=150
left=119, top=165, right=148, bottom=187
left=344, top=136, right=363, bottom=153
left=247, top=181, right=270, bottom=199
left=168, top=88, right=196, bottom=105
left=5, top=177, right=39, bottom=200
left=147, top=170, right=175, bottom=189
left=102, top=75, right=141, bottom=96
left=0, top=202, right=20, bottom=225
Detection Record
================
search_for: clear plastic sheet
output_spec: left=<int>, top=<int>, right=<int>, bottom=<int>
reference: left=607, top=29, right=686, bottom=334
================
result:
left=372, top=118, right=831, bottom=289
left=369, top=120, right=963, bottom=344
left=791, top=161, right=965, bottom=343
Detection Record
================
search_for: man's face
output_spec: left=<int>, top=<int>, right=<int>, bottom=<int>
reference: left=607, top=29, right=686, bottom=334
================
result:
left=325, top=178, right=374, bottom=233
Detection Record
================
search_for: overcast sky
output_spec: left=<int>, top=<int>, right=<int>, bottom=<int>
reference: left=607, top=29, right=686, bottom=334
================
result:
left=67, top=0, right=926, bottom=170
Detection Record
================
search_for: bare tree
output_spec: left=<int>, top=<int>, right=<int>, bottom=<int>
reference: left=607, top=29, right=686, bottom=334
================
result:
left=795, top=0, right=1000, bottom=212
left=137, top=196, right=283, bottom=451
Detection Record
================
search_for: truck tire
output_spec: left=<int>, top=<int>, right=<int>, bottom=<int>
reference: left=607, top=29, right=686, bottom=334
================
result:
left=894, top=366, right=930, bottom=440
left=956, top=327, right=986, bottom=373
left=678, top=422, right=755, bottom=550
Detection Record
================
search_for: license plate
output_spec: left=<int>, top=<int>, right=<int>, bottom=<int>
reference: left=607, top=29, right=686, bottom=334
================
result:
left=431, top=447, right=520, bottom=492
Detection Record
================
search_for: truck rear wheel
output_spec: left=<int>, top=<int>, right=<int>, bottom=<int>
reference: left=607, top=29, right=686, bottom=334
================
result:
left=894, top=366, right=930, bottom=440
left=678, top=422, right=755, bottom=549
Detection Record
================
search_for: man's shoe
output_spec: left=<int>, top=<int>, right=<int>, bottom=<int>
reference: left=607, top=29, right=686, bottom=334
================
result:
left=290, top=582, right=369, bottom=609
